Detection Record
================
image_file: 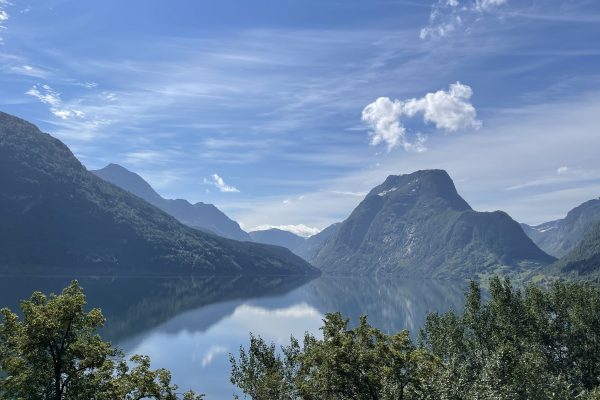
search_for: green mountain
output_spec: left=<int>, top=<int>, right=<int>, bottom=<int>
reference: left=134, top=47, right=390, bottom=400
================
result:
left=521, top=198, right=600, bottom=258
left=0, top=111, right=318, bottom=276
left=249, top=228, right=306, bottom=249
left=552, top=221, right=600, bottom=281
left=311, top=170, right=554, bottom=277
left=93, top=163, right=251, bottom=241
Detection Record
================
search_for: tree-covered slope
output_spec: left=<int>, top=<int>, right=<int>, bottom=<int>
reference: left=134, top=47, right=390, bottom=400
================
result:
left=552, top=221, right=600, bottom=280
left=522, top=198, right=600, bottom=257
left=0, top=111, right=318, bottom=275
left=312, top=170, right=554, bottom=277
left=93, top=163, right=251, bottom=241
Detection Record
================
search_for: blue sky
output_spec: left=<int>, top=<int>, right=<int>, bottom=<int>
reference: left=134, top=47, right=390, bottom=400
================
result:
left=2, top=0, right=600, bottom=235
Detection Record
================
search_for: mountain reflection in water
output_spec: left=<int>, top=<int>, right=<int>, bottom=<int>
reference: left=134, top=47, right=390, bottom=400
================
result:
left=0, top=274, right=465, bottom=398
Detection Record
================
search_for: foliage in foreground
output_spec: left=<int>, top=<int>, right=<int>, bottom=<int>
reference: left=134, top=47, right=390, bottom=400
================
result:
left=0, top=281, right=203, bottom=400
left=231, top=277, right=600, bottom=399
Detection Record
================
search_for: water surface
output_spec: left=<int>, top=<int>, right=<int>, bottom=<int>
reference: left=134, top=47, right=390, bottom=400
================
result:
left=0, top=274, right=466, bottom=398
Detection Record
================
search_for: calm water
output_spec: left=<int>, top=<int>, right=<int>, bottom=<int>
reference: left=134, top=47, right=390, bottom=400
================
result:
left=0, top=274, right=466, bottom=398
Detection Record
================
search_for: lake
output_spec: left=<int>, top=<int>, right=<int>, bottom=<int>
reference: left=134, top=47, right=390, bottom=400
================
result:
left=0, top=274, right=466, bottom=398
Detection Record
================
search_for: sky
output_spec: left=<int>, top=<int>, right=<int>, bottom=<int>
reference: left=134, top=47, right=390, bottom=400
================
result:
left=2, top=0, right=600, bottom=236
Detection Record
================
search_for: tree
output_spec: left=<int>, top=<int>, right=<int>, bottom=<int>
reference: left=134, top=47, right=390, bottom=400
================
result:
left=231, top=313, right=439, bottom=400
left=0, top=281, right=203, bottom=400
left=231, top=277, right=600, bottom=399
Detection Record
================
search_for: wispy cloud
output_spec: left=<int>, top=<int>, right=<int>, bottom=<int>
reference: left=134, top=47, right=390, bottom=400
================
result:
left=124, top=150, right=181, bottom=167
left=25, top=84, right=85, bottom=120
left=362, top=82, right=480, bottom=151
left=204, top=174, right=240, bottom=193
left=250, top=224, right=321, bottom=238
left=0, top=0, right=9, bottom=43
left=420, top=0, right=508, bottom=39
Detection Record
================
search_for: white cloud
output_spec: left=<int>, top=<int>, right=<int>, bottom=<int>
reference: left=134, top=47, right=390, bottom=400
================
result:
left=0, top=0, right=9, bottom=43
left=250, top=224, right=321, bottom=238
left=362, top=82, right=479, bottom=151
left=204, top=174, right=240, bottom=193
left=362, top=97, right=406, bottom=151
left=25, top=84, right=84, bottom=120
left=557, top=166, right=570, bottom=175
left=329, top=190, right=367, bottom=197
left=403, top=82, right=481, bottom=131
left=420, top=0, right=508, bottom=39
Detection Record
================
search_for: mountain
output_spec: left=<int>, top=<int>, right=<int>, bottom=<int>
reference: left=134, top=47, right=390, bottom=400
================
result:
left=93, top=164, right=251, bottom=241
left=521, top=198, right=600, bottom=258
left=0, top=111, right=318, bottom=276
left=294, top=223, right=341, bottom=261
left=249, top=229, right=306, bottom=250
left=551, top=221, right=600, bottom=280
left=311, top=170, right=554, bottom=277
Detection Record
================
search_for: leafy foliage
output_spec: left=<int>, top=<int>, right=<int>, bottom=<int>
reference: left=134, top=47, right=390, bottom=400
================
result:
left=231, top=277, right=600, bottom=399
left=0, top=281, right=203, bottom=400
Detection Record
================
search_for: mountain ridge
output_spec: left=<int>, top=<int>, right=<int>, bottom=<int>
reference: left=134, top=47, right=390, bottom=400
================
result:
left=93, top=163, right=251, bottom=241
left=522, top=198, right=600, bottom=257
left=310, top=169, right=554, bottom=277
left=0, top=111, right=318, bottom=276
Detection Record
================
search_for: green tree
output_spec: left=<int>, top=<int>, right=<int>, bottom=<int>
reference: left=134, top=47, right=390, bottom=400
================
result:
left=0, top=281, right=203, bottom=400
left=231, top=277, right=600, bottom=399
left=231, top=313, right=439, bottom=400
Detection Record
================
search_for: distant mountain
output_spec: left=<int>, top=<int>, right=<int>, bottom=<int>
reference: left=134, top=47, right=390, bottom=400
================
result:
left=311, top=170, right=554, bottom=277
left=521, top=198, right=600, bottom=258
left=249, top=229, right=306, bottom=250
left=551, top=221, right=600, bottom=281
left=294, top=223, right=341, bottom=261
left=93, top=164, right=251, bottom=241
left=0, top=111, right=318, bottom=276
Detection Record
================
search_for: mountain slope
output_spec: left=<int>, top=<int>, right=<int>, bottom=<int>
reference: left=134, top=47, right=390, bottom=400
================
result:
left=312, top=170, right=554, bottom=277
left=294, top=223, right=341, bottom=261
left=93, top=164, right=251, bottom=241
left=552, top=221, right=600, bottom=280
left=249, top=229, right=306, bottom=250
left=522, top=198, right=600, bottom=257
left=0, top=111, right=317, bottom=276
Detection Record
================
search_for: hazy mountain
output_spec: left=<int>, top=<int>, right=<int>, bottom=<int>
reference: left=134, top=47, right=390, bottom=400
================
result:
left=311, top=170, right=554, bottom=277
left=552, top=221, right=600, bottom=280
left=93, top=163, right=251, bottom=241
left=521, top=198, right=600, bottom=258
left=294, top=222, right=341, bottom=261
left=0, top=111, right=318, bottom=276
left=249, top=228, right=306, bottom=250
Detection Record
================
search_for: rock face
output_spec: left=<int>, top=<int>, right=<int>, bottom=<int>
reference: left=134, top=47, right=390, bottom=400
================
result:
left=0, top=111, right=318, bottom=276
left=522, top=198, right=600, bottom=258
left=311, top=170, right=554, bottom=277
left=249, top=229, right=306, bottom=250
left=93, top=164, right=251, bottom=241
left=293, top=223, right=341, bottom=261
left=552, top=221, right=600, bottom=280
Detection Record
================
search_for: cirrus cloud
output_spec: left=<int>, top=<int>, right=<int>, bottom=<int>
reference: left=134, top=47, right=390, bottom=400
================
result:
left=420, top=0, right=508, bottom=40
left=204, top=174, right=240, bottom=193
left=25, top=84, right=85, bottom=120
